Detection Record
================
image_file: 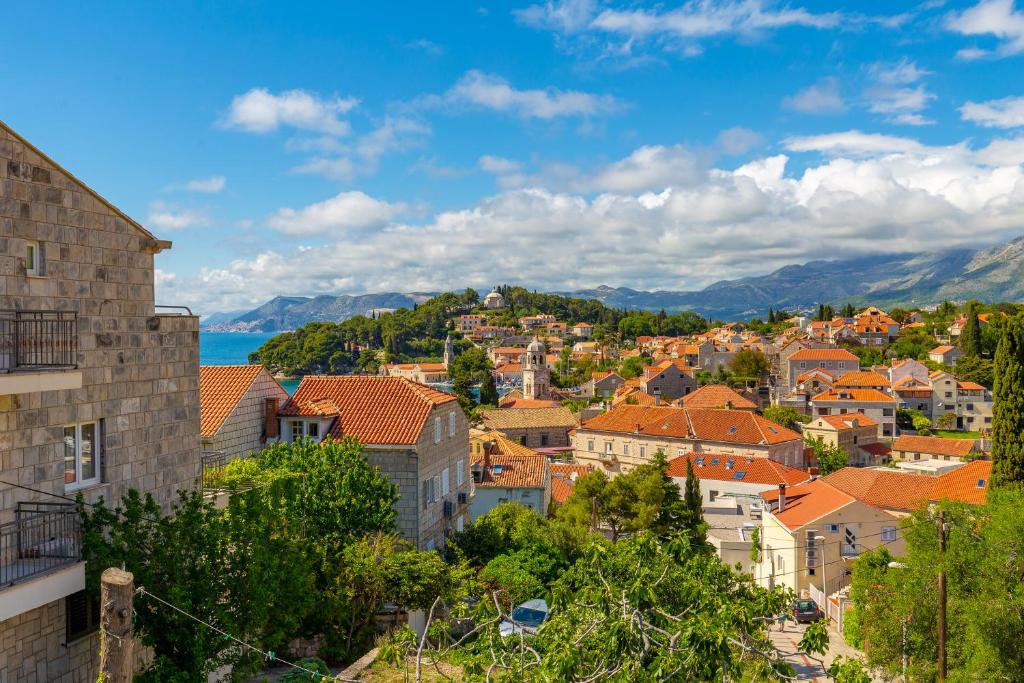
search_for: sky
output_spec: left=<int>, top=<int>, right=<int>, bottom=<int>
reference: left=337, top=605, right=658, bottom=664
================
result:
left=4, top=0, right=1024, bottom=315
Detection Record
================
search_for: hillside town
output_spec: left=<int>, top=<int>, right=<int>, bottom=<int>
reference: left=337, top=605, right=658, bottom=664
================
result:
left=2, top=90, right=1024, bottom=683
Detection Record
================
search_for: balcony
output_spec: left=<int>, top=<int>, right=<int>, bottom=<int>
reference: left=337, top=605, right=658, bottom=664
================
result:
left=201, top=451, right=258, bottom=507
left=0, top=310, right=82, bottom=395
left=0, top=503, right=84, bottom=621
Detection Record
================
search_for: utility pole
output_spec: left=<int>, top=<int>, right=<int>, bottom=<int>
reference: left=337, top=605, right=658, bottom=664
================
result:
left=100, top=567, right=135, bottom=683
left=937, top=511, right=948, bottom=682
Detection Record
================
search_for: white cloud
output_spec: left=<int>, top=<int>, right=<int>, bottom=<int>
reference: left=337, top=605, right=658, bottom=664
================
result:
left=440, top=70, right=619, bottom=119
left=147, top=202, right=208, bottom=231
left=716, top=127, right=764, bottom=155
left=406, top=39, right=444, bottom=55
left=222, top=88, right=358, bottom=135
left=289, top=117, right=431, bottom=181
left=867, top=58, right=930, bottom=85
left=268, top=191, right=404, bottom=236
left=863, top=59, right=935, bottom=125
left=290, top=157, right=358, bottom=182
left=783, top=78, right=846, bottom=114
left=955, top=46, right=991, bottom=60
left=515, top=0, right=598, bottom=32
left=960, top=96, right=1024, bottom=128
left=180, top=175, right=226, bottom=193
left=178, top=133, right=1024, bottom=313
left=946, top=0, right=1024, bottom=58
left=784, top=130, right=927, bottom=156
left=478, top=155, right=523, bottom=174
left=590, top=1, right=840, bottom=37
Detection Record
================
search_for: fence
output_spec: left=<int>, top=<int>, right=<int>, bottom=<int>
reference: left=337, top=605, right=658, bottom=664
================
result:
left=0, top=502, right=81, bottom=587
left=0, top=310, right=77, bottom=372
left=200, top=451, right=257, bottom=493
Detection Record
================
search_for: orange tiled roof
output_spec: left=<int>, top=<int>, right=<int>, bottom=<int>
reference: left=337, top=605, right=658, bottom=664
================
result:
left=551, top=478, right=574, bottom=504
left=667, top=453, right=810, bottom=487
left=580, top=404, right=801, bottom=446
left=760, top=479, right=857, bottom=531
left=931, top=345, right=956, bottom=354
left=200, top=365, right=266, bottom=437
left=676, top=384, right=757, bottom=410
left=797, top=368, right=837, bottom=382
left=613, top=388, right=660, bottom=406
left=471, top=453, right=547, bottom=489
left=957, top=381, right=986, bottom=391
left=281, top=375, right=456, bottom=445
left=499, top=398, right=562, bottom=409
left=834, top=371, right=891, bottom=388
left=789, top=348, right=860, bottom=362
left=478, top=406, right=577, bottom=431
left=892, top=435, right=977, bottom=458
left=811, top=388, right=896, bottom=403
left=817, top=412, right=878, bottom=429
left=930, top=460, right=991, bottom=505
left=824, top=467, right=935, bottom=512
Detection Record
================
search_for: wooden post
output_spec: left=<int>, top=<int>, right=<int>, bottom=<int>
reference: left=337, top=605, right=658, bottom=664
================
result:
left=100, top=567, right=135, bottom=683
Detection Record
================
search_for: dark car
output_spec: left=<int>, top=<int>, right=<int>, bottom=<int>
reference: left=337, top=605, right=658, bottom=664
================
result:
left=793, top=599, right=825, bottom=624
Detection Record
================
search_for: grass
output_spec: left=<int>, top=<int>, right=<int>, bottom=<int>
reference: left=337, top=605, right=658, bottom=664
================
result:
left=359, top=659, right=464, bottom=682
left=931, top=430, right=982, bottom=440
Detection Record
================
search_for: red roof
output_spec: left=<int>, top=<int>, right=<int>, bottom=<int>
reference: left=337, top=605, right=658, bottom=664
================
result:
left=667, top=453, right=810, bottom=487
left=789, top=348, right=859, bottom=362
left=930, top=460, right=991, bottom=505
left=580, top=404, right=801, bottom=446
left=677, top=384, right=757, bottom=410
left=200, top=365, right=267, bottom=437
left=816, top=412, right=878, bottom=429
left=281, top=375, right=457, bottom=445
left=834, top=371, right=891, bottom=388
left=824, top=467, right=935, bottom=511
left=760, top=479, right=856, bottom=531
left=892, top=435, right=977, bottom=458
left=812, top=388, right=897, bottom=403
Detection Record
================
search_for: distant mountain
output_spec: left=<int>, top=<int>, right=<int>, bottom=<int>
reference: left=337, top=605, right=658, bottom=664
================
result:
left=204, top=235, right=1024, bottom=328
left=202, top=292, right=436, bottom=332
left=200, top=309, right=248, bottom=327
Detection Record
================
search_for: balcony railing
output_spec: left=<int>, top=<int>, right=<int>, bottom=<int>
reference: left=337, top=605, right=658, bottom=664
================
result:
left=201, top=450, right=257, bottom=493
left=0, top=311, right=78, bottom=373
left=0, top=502, right=81, bottom=588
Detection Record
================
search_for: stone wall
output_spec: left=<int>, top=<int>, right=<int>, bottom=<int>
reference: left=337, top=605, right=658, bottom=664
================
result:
left=0, top=123, right=201, bottom=681
left=0, top=599, right=98, bottom=683
left=204, top=371, right=288, bottom=458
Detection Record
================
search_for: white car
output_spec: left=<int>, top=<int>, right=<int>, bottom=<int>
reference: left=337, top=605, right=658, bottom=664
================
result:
left=499, top=598, right=549, bottom=637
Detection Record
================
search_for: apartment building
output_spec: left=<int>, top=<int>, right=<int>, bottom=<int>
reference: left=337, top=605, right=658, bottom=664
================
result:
left=278, top=375, right=471, bottom=550
left=802, top=413, right=890, bottom=466
left=199, top=364, right=289, bottom=459
left=0, top=121, right=200, bottom=682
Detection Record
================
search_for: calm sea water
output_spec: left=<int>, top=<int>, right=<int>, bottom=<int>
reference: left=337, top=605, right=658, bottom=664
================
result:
left=200, top=332, right=300, bottom=393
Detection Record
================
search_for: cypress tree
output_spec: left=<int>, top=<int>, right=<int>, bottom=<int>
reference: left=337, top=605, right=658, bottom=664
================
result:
left=478, top=370, right=499, bottom=407
left=992, top=315, right=1024, bottom=486
left=817, top=304, right=826, bottom=321
left=683, top=457, right=704, bottom=533
left=960, top=302, right=982, bottom=358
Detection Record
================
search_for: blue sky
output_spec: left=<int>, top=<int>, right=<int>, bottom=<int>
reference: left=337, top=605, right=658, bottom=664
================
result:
left=3, top=0, right=1024, bottom=314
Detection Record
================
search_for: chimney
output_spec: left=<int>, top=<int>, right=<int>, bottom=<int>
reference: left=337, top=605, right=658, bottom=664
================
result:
left=264, top=398, right=280, bottom=439
left=777, top=483, right=787, bottom=512
left=483, top=440, right=495, bottom=469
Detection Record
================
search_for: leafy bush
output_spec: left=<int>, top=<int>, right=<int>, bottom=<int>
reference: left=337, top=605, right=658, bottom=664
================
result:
left=278, top=657, right=330, bottom=682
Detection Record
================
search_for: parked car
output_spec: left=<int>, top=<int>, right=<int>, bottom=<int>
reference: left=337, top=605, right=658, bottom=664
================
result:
left=499, top=598, right=549, bottom=637
left=792, top=599, right=824, bottom=624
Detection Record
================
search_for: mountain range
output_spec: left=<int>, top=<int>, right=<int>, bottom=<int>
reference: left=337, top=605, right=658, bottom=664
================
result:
left=202, top=236, right=1024, bottom=331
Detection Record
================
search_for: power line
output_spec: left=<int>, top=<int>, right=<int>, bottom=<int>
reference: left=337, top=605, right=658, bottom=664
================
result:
left=0, top=478, right=167, bottom=524
left=136, top=587, right=348, bottom=682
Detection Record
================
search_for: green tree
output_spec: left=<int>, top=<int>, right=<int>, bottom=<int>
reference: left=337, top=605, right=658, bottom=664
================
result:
left=992, top=315, right=1024, bottom=484
left=478, top=370, right=499, bottom=406
left=452, top=371, right=476, bottom=415
left=806, top=435, right=848, bottom=476
left=618, top=355, right=648, bottom=379
left=762, top=405, right=811, bottom=430
left=954, top=354, right=994, bottom=389
left=681, top=457, right=706, bottom=539
left=959, top=301, right=982, bottom=358
left=912, top=414, right=933, bottom=432
left=729, top=348, right=770, bottom=382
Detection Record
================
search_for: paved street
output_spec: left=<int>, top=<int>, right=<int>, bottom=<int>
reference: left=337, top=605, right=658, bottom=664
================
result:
left=768, top=620, right=869, bottom=682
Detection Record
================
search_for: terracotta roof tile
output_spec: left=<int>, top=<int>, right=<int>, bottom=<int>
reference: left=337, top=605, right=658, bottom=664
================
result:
left=824, top=467, right=935, bottom=511
left=930, top=460, right=991, bottom=505
left=478, top=406, right=577, bottom=431
left=834, top=371, right=891, bottom=388
left=811, top=388, right=897, bottom=403
left=281, top=375, right=457, bottom=445
left=817, top=412, right=878, bottom=429
left=667, top=453, right=810, bottom=487
left=471, top=452, right=548, bottom=489
left=676, top=384, right=757, bottom=410
left=200, top=365, right=266, bottom=437
left=760, top=479, right=857, bottom=531
left=931, top=345, right=956, bottom=354
left=789, top=348, right=860, bottom=362
left=580, top=405, right=801, bottom=446
left=892, top=435, right=977, bottom=458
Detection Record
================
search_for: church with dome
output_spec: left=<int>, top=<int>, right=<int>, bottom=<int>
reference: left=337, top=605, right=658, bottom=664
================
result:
left=482, top=288, right=505, bottom=310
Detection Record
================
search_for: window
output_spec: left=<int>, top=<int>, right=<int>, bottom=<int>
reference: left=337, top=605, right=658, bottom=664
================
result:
left=827, top=524, right=839, bottom=533
left=66, top=589, right=100, bottom=642
left=456, top=515, right=464, bottom=533
left=442, top=468, right=450, bottom=496
left=882, top=408, right=894, bottom=417
left=605, top=442, right=613, bottom=454
left=676, top=448, right=684, bottom=456
left=434, top=417, right=442, bottom=443
left=290, top=420, right=304, bottom=440
left=448, top=412, right=456, bottom=437
left=64, top=422, right=101, bottom=490
left=799, top=362, right=806, bottom=369
left=945, top=392, right=953, bottom=398
left=639, top=445, right=646, bottom=458
left=456, top=459, right=465, bottom=488
left=425, top=539, right=435, bottom=551
left=622, top=443, right=629, bottom=456
left=541, top=433, right=549, bottom=447
left=26, top=241, right=40, bottom=276
left=422, top=478, right=433, bottom=508
left=709, top=490, right=718, bottom=502
left=881, top=527, right=897, bottom=542
left=966, top=403, right=974, bottom=411
left=307, top=421, right=319, bottom=439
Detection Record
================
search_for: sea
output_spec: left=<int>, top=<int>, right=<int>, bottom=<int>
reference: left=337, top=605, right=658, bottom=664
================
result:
left=200, top=332, right=301, bottom=394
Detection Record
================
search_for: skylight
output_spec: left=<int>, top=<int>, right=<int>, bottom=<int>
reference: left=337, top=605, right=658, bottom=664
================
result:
left=695, top=457, right=705, bottom=466
left=728, top=426, right=738, bottom=434
left=493, top=465, right=504, bottom=474
left=733, top=472, right=746, bottom=480
left=711, top=458, right=720, bottom=465
left=977, top=479, right=986, bottom=488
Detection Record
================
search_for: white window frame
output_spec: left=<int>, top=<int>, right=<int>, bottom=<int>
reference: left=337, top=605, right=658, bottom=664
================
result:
left=448, top=411, right=456, bottom=437
left=64, top=422, right=101, bottom=491
left=587, top=440, right=595, bottom=452
left=604, top=442, right=613, bottom=454
left=622, top=443, right=629, bottom=456
left=456, top=459, right=465, bottom=488
left=442, top=468, right=450, bottom=496
left=881, top=527, right=897, bottom=542
left=434, top=417, right=442, bottom=444
left=26, top=241, right=40, bottom=276
left=639, top=445, right=646, bottom=458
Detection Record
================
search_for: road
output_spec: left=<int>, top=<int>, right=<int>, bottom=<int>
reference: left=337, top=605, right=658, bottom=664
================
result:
left=767, top=620, right=871, bottom=682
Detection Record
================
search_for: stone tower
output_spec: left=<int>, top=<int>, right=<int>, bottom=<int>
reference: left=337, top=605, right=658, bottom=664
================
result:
left=522, top=337, right=550, bottom=400
left=443, top=334, right=454, bottom=368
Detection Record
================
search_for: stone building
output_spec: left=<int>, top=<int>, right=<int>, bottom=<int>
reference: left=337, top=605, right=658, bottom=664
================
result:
left=278, top=375, right=471, bottom=550
left=477, top=406, right=577, bottom=449
left=0, top=120, right=200, bottom=682
left=469, top=433, right=551, bottom=519
left=522, top=338, right=551, bottom=401
left=199, top=364, right=289, bottom=458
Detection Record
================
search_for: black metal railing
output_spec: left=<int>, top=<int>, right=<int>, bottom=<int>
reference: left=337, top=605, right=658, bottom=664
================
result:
left=0, top=310, right=78, bottom=373
left=0, top=502, right=81, bottom=587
